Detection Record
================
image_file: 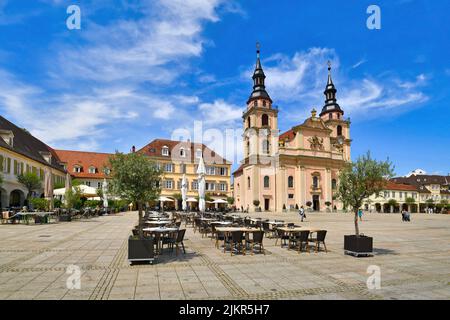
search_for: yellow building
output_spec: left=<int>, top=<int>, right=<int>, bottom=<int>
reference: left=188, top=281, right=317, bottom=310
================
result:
left=136, top=139, right=232, bottom=209
left=0, top=116, right=66, bottom=208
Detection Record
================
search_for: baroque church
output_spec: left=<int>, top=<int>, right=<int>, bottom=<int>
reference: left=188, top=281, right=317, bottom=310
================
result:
left=233, top=46, right=351, bottom=212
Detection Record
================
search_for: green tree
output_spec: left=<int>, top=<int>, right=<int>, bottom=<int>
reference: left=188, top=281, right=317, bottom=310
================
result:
left=54, top=181, right=65, bottom=189
left=405, top=197, right=415, bottom=211
left=17, top=172, right=41, bottom=200
left=425, top=198, right=434, bottom=208
left=109, top=152, right=162, bottom=239
left=227, top=197, right=235, bottom=205
left=65, top=186, right=82, bottom=210
left=335, top=151, right=394, bottom=236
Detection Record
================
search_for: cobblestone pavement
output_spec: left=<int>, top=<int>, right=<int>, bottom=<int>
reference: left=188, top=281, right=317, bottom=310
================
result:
left=0, top=211, right=449, bottom=300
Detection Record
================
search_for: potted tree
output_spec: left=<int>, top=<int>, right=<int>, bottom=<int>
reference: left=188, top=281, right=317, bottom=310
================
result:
left=405, top=197, right=416, bottom=213
left=109, top=152, right=162, bottom=265
left=325, top=201, right=332, bottom=212
left=305, top=201, right=312, bottom=212
left=17, top=172, right=41, bottom=209
left=336, top=152, right=394, bottom=257
left=253, top=200, right=260, bottom=212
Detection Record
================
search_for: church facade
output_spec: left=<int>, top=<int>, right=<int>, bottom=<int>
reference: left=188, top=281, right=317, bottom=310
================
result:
left=233, top=47, right=351, bottom=212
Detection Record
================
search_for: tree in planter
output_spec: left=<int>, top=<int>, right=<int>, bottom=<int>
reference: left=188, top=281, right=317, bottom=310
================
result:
left=425, top=199, right=434, bottom=211
left=109, top=152, right=162, bottom=239
left=335, top=151, right=394, bottom=236
left=253, top=200, right=260, bottom=211
left=305, top=201, right=312, bottom=211
left=387, top=199, right=398, bottom=213
left=17, top=172, right=41, bottom=205
left=65, top=186, right=82, bottom=210
left=227, top=197, right=235, bottom=205
left=325, top=201, right=332, bottom=212
left=405, top=197, right=415, bottom=212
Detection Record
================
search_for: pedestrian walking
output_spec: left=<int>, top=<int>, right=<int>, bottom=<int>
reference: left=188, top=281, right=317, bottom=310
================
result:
left=299, top=205, right=306, bottom=222
left=358, top=208, right=363, bottom=221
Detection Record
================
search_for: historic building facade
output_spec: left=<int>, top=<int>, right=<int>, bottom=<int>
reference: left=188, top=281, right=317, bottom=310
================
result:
left=233, top=48, right=351, bottom=212
left=53, top=150, right=113, bottom=189
left=137, top=139, right=232, bottom=209
left=0, top=116, right=66, bottom=208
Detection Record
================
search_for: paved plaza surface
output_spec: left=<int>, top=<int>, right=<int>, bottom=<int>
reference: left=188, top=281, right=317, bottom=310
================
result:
left=0, top=211, right=449, bottom=300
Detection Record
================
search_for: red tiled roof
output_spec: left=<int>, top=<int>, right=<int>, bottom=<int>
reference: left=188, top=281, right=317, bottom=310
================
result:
left=53, top=150, right=112, bottom=179
left=279, top=129, right=295, bottom=142
left=385, top=181, right=419, bottom=192
left=136, top=139, right=231, bottom=165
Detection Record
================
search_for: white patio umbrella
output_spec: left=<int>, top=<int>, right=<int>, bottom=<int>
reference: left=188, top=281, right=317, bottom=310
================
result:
left=197, top=155, right=206, bottom=213
left=212, top=199, right=228, bottom=204
left=102, top=179, right=108, bottom=208
left=186, top=197, right=198, bottom=203
left=63, top=172, right=72, bottom=205
left=44, top=167, right=54, bottom=210
left=54, top=185, right=98, bottom=197
left=158, top=196, right=174, bottom=211
left=181, top=174, right=188, bottom=211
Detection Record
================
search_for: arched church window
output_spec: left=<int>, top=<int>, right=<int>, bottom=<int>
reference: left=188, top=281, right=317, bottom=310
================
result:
left=337, top=125, right=342, bottom=136
left=262, top=114, right=269, bottom=126
left=247, top=177, right=251, bottom=190
left=288, top=176, right=294, bottom=188
left=262, top=100, right=266, bottom=107
left=247, top=117, right=251, bottom=128
left=262, top=140, right=270, bottom=154
left=332, top=179, right=337, bottom=190
left=313, top=176, right=319, bottom=189
left=264, top=176, right=269, bottom=188
left=329, top=113, right=332, bottom=120
left=253, top=100, right=257, bottom=108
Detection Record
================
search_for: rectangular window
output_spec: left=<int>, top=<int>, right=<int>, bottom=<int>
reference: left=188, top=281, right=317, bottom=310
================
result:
left=85, top=181, right=91, bottom=187
left=399, top=192, right=403, bottom=198
left=163, top=180, right=173, bottom=189
left=180, top=164, right=186, bottom=174
left=219, top=183, right=227, bottom=191
left=206, top=166, right=215, bottom=175
left=392, top=192, right=396, bottom=198
left=192, top=180, right=198, bottom=190
left=206, top=182, right=215, bottom=191
left=163, top=163, right=173, bottom=172
left=97, top=182, right=101, bottom=188
left=288, top=194, right=294, bottom=199
left=219, top=167, right=227, bottom=176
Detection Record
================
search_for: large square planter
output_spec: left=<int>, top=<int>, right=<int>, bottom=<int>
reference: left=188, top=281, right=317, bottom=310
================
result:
left=59, top=214, right=71, bottom=222
left=344, top=235, right=373, bottom=257
left=128, top=237, right=155, bottom=265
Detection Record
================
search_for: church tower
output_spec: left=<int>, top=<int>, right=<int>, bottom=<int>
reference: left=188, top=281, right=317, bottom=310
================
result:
left=319, top=61, right=351, bottom=161
left=242, top=43, right=279, bottom=163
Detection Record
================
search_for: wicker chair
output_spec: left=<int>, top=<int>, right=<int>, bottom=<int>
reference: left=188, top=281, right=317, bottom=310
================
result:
left=230, top=231, right=245, bottom=256
left=289, top=230, right=310, bottom=253
left=247, top=231, right=265, bottom=255
left=275, top=228, right=290, bottom=247
left=309, top=230, right=328, bottom=253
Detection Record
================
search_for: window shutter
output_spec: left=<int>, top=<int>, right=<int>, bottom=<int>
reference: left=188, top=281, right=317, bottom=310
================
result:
left=14, top=160, right=18, bottom=175
left=0, top=155, right=3, bottom=171
left=7, top=158, right=11, bottom=173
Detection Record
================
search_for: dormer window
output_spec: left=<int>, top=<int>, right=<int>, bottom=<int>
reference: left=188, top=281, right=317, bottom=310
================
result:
left=0, top=130, right=14, bottom=147
left=180, top=147, right=185, bottom=157
left=73, top=165, right=82, bottom=173
left=196, top=149, right=202, bottom=158
left=88, top=166, right=96, bottom=174
left=162, top=146, right=169, bottom=156
left=103, top=167, right=111, bottom=176
left=39, top=151, right=52, bottom=164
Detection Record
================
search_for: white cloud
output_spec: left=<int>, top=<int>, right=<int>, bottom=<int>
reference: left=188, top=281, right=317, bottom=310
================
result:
left=198, top=99, right=242, bottom=125
left=249, top=48, right=429, bottom=122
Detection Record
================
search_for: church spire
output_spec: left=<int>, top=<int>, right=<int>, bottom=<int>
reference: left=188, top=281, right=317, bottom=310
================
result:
left=247, top=42, right=272, bottom=104
left=320, top=61, right=343, bottom=117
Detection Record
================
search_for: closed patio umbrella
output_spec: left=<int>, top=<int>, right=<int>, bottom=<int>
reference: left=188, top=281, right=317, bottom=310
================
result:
left=63, top=172, right=72, bottom=205
left=181, top=174, right=187, bottom=211
left=44, top=167, right=54, bottom=210
left=102, top=179, right=108, bottom=209
left=197, top=155, right=206, bottom=213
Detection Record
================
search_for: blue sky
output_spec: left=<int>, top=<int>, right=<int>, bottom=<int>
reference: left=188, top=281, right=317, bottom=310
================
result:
left=0, top=0, right=449, bottom=176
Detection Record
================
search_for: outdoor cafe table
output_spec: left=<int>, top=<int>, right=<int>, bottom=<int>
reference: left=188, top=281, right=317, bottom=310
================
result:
left=214, top=227, right=260, bottom=252
left=144, top=220, right=172, bottom=226
left=142, top=227, right=179, bottom=254
left=11, top=212, right=55, bottom=224
left=210, top=221, right=232, bottom=226
left=277, top=226, right=323, bottom=242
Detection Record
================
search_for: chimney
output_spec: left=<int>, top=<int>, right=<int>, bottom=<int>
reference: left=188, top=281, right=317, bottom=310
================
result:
left=131, top=145, right=136, bottom=153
